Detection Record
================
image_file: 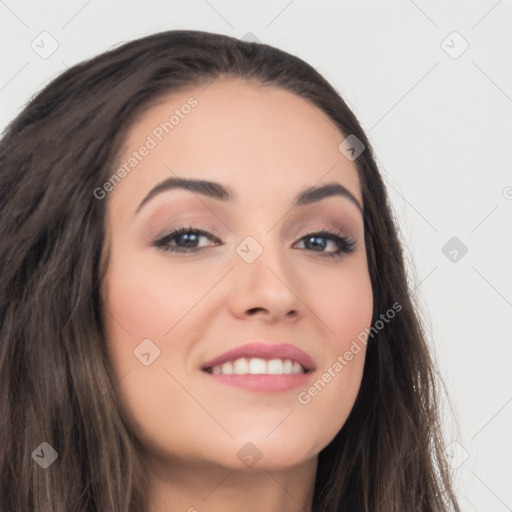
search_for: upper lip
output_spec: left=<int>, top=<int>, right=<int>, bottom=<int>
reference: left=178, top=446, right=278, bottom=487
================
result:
left=201, top=342, right=316, bottom=372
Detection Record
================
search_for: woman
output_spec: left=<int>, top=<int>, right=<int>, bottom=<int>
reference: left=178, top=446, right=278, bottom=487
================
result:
left=0, top=30, right=460, bottom=511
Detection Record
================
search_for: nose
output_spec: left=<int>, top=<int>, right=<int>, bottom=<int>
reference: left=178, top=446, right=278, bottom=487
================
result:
left=227, top=238, right=302, bottom=323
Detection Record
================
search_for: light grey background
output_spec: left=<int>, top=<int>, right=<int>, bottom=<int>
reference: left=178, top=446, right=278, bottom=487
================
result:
left=1, top=1, right=511, bottom=510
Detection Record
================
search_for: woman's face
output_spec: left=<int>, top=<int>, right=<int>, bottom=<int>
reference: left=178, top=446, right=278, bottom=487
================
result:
left=102, top=78, right=373, bottom=473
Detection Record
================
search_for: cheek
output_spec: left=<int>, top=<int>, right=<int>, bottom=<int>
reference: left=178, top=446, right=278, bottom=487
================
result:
left=104, top=250, right=206, bottom=343
left=101, top=250, right=205, bottom=389
left=311, top=257, right=374, bottom=345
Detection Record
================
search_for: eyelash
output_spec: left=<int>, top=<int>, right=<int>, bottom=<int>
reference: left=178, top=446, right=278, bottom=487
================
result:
left=152, top=226, right=356, bottom=259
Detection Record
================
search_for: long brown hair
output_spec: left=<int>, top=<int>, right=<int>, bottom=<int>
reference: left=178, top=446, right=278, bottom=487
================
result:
left=0, top=30, right=460, bottom=511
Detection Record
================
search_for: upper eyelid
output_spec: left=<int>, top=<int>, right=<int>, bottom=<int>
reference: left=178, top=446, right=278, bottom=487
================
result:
left=146, top=205, right=360, bottom=231
left=154, top=217, right=357, bottom=237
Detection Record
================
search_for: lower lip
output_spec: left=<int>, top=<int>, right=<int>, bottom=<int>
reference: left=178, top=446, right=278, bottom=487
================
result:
left=202, top=371, right=313, bottom=392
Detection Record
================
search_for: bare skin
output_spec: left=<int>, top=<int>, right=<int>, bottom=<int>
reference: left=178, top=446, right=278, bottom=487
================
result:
left=102, top=77, right=373, bottom=512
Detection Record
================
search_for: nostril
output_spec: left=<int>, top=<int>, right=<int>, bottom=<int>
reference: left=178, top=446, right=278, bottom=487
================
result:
left=247, top=307, right=266, bottom=315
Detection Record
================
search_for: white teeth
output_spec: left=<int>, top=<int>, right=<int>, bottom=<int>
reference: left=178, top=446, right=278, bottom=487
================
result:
left=267, top=359, right=283, bottom=374
left=220, top=361, right=233, bottom=375
left=283, top=359, right=293, bottom=374
left=248, top=358, right=267, bottom=374
left=209, top=357, right=305, bottom=376
left=233, top=358, right=249, bottom=374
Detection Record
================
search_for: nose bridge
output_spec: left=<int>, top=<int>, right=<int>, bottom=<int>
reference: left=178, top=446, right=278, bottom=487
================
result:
left=235, top=230, right=286, bottom=279
left=232, top=200, right=286, bottom=264
left=229, top=229, right=301, bottom=317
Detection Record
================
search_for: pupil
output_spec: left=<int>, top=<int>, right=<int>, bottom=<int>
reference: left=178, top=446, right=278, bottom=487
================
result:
left=308, top=236, right=326, bottom=251
left=180, top=233, right=197, bottom=247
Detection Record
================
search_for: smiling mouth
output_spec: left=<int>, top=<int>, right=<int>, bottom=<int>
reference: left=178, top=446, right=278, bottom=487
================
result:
left=201, top=341, right=316, bottom=375
left=202, top=357, right=310, bottom=376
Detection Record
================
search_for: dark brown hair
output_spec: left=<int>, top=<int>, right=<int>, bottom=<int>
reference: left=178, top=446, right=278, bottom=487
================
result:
left=0, top=30, right=460, bottom=511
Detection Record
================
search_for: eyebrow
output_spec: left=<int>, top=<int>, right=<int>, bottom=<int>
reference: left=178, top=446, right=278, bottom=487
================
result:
left=134, top=177, right=363, bottom=216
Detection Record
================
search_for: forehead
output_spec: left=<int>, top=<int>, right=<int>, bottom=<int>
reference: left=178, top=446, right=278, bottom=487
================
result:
left=112, top=77, right=362, bottom=209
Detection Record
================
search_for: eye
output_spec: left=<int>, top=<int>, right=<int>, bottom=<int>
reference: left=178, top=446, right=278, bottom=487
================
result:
left=293, top=229, right=356, bottom=259
left=152, top=226, right=220, bottom=254
left=152, top=226, right=356, bottom=258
